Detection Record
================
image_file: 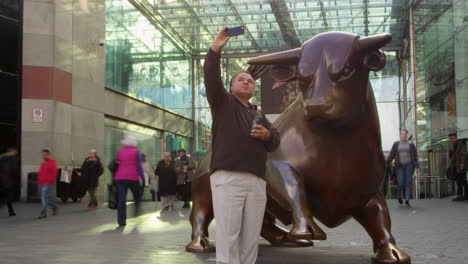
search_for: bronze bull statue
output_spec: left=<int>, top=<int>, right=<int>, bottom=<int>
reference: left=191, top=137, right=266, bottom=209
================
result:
left=186, top=32, right=411, bottom=264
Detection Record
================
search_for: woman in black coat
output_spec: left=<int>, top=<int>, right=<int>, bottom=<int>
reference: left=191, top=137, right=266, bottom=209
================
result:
left=80, top=149, right=104, bottom=210
left=155, top=152, right=177, bottom=210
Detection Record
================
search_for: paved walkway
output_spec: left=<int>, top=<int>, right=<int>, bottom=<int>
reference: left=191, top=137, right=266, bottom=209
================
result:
left=0, top=197, right=467, bottom=264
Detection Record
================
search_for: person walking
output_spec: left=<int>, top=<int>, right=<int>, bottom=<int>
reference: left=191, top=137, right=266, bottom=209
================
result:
left=174, top=149, right=196, bottom=208
left=448, top=133, right=468, bottom=201
left=205, top=27, right=280, bottom=264
left=149, top=163, right=159, bottom=202
left=141, top=153, right=150, bottom=190
left=155, top=152, right=177, bottom=210
left=37, top=149, right=59, bottom=219
left=80, top=149, right=104, bottom=210
left=0, top=147, right=19, bottom=216
left=114, top=135, right=145, bottom=226
left=387, top=130, right=419, bottom=207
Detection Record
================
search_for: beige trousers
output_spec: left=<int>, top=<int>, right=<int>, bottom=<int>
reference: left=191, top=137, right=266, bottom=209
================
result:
left=210, top=170, right=267, bottom=264
left=161, top=195, right=175, bottom=208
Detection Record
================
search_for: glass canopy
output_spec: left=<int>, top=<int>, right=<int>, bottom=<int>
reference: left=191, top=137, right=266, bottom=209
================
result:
left=123, top=0, right=404, bottom=56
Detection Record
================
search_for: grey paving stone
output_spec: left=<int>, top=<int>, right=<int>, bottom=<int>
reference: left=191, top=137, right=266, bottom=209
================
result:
left=0, top=197, right=467, bottom=264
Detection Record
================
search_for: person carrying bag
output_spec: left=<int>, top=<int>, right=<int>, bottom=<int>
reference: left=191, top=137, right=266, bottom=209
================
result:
left=107, top=159, right=119, bottom=210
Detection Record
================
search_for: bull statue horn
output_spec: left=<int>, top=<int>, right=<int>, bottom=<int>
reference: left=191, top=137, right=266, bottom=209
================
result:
left=358, top=33, right=392, bottom=51
left=248, top=48, right=301, bottom=65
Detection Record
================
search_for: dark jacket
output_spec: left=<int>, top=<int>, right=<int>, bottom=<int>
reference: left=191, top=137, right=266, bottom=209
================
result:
left=155, top=159, right=177, bottom=196
left=387, top=141, right=419, bottom=168
left=204, top=49, right=280, bottom=178
left=81, top=157, right=104, bottom=188
left=0, top=153, right=19, bottom=190
left=174, top=155, right=196, bottom=185
left=449, top=139, right=467, bottom=174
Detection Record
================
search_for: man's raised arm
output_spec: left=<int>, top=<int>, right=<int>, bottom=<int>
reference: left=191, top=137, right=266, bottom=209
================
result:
left=204, top=26, right=230, bottom=109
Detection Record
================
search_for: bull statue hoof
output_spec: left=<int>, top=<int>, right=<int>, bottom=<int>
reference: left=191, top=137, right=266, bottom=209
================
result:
left=262, top=228, right=314, bottom=247
left=373, top=243, right=411, bottom=264
left=261, top=215, right=314, bottom=247
left=288, top=217, right=327, bottom=240
left=186, top=236, right=216, bottom=253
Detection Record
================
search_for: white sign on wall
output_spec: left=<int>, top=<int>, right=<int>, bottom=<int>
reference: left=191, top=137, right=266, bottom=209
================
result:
left=32, top=108, right=43, bottom=123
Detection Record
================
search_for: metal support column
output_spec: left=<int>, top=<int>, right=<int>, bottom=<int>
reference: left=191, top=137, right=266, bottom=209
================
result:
left=402, top=59, right=407, bottom=119
left=191, top=58, right=196, bottom=155
left=409, top=4, right=419, bottom=199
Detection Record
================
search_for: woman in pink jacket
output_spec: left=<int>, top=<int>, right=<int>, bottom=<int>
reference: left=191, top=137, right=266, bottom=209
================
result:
left=114, top=135, right=144, bottom=226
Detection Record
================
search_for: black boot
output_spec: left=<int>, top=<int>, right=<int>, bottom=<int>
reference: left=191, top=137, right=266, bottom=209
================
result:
left=405, top=200, right=411, bottom=207
left=182, top=202, right=190, bottom=208
left=8, top=211, right=16, bottom=217
left=398, top=197, right=403, bottom=205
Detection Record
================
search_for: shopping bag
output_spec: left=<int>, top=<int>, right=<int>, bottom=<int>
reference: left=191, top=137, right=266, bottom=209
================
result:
left=60, top=168, right=72, bottom=183
left=108, top=184, right=117, bottom=210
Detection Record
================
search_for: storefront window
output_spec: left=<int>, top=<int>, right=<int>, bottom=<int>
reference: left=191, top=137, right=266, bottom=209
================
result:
left=409, top=0, right=467, bottom=177
left=164, top=132, right=191, bottom=158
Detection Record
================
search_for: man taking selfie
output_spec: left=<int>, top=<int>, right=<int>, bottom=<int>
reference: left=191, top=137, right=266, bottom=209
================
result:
left=205, top=26, right=280, bottom=264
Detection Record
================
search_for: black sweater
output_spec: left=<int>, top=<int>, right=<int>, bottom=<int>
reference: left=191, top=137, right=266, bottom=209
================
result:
left=204, top=49, right=280, bottom=178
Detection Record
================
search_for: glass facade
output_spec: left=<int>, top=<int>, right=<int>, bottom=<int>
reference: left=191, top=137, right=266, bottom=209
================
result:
left=124, top=0, right=403, bottom=55
left=407, top=0, right=467, bottom=179
left=103, top=0, right=466, bottom=191
left=104, top=0, right=406, bottom=156
left=105, top=0, right=193, bottom=117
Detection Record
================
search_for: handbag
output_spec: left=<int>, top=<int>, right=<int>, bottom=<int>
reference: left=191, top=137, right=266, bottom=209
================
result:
left=107, top=159, right=119, bottom=174
left=107, top=184, right=118, bottom=210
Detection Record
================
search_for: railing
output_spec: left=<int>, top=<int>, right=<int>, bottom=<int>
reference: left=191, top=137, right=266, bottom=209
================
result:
left=386, top=175, right=455, bottom=199
left=415, top=176, right=455, bottom=199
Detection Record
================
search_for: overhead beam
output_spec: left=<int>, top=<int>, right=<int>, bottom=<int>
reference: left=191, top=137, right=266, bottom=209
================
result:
left=166, top=14, right=394, bottom=31
left=373, top=15, right=390, bottom=34
left=129, top=0, right=193, bottom=54
left=225, top=0, right=260, bottom=50
left=268, top=0, right=301, bottom=48
left=363, top=0, right=369, bottom=36
left=155, top=3, right=402, bottom=16
left=317, top=0, right=329, bottom=31
left=176, top=0, right=214, bottom=39
left=414, top=4, right=452, bottom=33
left=106, top=14, right=154, bottom=53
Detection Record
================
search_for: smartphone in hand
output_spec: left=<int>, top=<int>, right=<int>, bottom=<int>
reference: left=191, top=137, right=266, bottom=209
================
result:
left=225, top=26, right=245, bottom=37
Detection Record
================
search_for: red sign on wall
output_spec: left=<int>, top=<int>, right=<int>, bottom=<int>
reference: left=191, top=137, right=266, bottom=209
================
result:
left=32, top=108, right=43, bottom=123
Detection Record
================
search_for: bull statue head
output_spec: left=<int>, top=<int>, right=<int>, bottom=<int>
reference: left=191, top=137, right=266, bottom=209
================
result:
left=248, top=32, right=391, bottom=123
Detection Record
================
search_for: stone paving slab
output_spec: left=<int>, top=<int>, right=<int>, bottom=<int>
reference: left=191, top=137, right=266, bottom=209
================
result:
left=0, top=197, right=467, bottom=264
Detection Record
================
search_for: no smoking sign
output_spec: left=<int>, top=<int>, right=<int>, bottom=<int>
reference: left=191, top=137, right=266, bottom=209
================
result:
left=32, top=108, right=43, bottom=123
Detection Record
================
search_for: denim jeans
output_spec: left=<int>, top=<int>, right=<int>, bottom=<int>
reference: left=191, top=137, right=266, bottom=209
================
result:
left=115, top=180, right=141, bottom=225
left=396, top=164, right=415, bottom=201
left=40, top=184, right=58, bottom=215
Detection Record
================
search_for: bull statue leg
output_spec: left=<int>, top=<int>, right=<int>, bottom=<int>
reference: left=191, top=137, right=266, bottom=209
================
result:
left=186, top=173, right=215, bottom=253
left=352, top=192, right=411, bottom=264
left=261, top=203, right=314, bottom=247
left=269, top=161, right=326, bottom=240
